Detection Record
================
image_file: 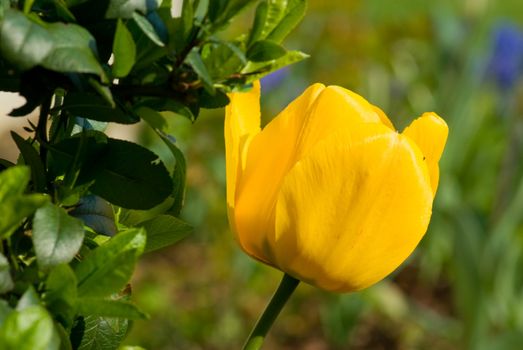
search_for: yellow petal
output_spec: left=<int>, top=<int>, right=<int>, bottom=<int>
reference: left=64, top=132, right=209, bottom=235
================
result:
left=233, top=85, right=388, bottom=263
left=232, top=83, right=325, bottom=263
left=225, top=82, right=261, bottom=235
left=371, top=105, right=394, bottom=130
left=402, top=112, right=448, bottom=194
left=271, top=124, right=433, bottom=292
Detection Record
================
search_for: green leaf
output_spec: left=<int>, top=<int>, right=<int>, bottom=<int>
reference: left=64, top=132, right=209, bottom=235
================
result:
left=76, top=299, right=147, bottom=319
left=266, top=0, right=306, bottom=43
left=70, top=195, right=117, bottom=236
left=23, top=0, right=35, bottom=13
left=112, top=19, right=136, bottom=78
left=0, top=300, right=13, bottom=327
left=132, top=12, right=165, bottom=47
left=0, top=166, right=48, bottom=239
left=242, top=50, right=309, bottom=82
left=185, top=48, right=215, bottom=93
left=157, top=131, right=186, bottom=215
left=260, top=0, right=287, bottom=37
left=0, top=253, right=13, bottom=294
left=11, top=132, right=47, bottom=192
left=248, top=0, right=306, bottom=45
left=72, top=315, right=129, bottom=350
left=0, top=305, right=60, bottom=350
left=105, top=0, right=159, bottom=18
left=62, top=93, right=138, bottom=124
left=44, top=264, right=78, bottom=329
left=201, top=40, right=246, bottom=80
left=248, top=1, right=268, bottom=45
left=207, top=0, right=228, bottom=22
left=198, top=88, right=230, bottom=108
left=75, top=228, right=146, bottom=298
left=0, top=166, right=30, bottom=200
left=0, top=10, right=104, bottom=76
left=33, top=202, right=85, bottom=269
left=0, top=10, right=54, bottom=70
left=80, top=137, right=170, bottom=206
left=246, top=40, right=286, bottom=62
left=139, top=215, right=192, bottom=253
left=50, top=134, right=173, bottom=209
left=118, top=197, right=174, bottom=227
left=209, top=0, right=257, bottom=28
left=17, top=287, right=41, bottom=310
left=42, top=23, right=105, bottom=77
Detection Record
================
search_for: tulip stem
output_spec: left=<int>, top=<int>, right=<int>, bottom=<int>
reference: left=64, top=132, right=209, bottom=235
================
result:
left=243, top=273, right=300, bottom=350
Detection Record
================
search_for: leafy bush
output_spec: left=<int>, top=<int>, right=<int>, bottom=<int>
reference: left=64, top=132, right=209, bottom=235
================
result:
left=0, top=0, right=306, bottom=348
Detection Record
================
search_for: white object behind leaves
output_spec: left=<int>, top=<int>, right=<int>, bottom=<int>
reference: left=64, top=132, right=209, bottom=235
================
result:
left=171, top=0, right=183, bottom=18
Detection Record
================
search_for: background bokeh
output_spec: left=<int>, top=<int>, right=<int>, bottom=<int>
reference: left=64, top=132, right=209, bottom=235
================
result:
left=3, top=0, right=523, bottom=348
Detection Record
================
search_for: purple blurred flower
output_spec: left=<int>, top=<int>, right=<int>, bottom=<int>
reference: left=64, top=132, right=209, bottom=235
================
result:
left=260, top=67, right=290, bottom=91
left=487, top=22, right=523, bottom=90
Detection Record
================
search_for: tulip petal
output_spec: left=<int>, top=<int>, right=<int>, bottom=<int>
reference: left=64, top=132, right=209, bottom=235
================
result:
left=225, top=82, right=261, bottom=234
left=234, top=85, right=393, bottom=263
left=402, top=112, right=448, bottom=194
left=232, top=83, right=325, bottom=262
left=371, top=105, right=394, bottom=130
left=271, top=124, right=433, bottom=292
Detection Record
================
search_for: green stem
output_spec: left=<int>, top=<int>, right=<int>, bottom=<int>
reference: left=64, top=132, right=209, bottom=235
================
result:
left=36, top=95, right=52, bottom=167
left=243, top=273, right=300, bottom=350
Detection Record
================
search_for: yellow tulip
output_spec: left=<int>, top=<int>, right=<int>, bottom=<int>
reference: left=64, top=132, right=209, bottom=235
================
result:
left=225, top=81, right=448, bottom=293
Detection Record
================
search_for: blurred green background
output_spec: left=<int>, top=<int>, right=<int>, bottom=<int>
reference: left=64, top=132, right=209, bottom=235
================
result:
left=123, top=0, right=523, bottom=348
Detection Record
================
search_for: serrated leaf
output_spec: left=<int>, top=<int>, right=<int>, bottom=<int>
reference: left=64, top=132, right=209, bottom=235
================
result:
left=0, top=253, right=13, bottom=294
left=80, top=140, right=172, bottom=210
left=247, top=40, right=286, bottom=62
left=139, top=215, right=192, bottom=253
left=70, top=195, right=117, bottom=236
left=76, top=299, right=147, bottom=319
left=62, top=93, right=138, bottom=124
left=75, top=228, right=145, bottom=298
left=44, top=264, right=77, bottom=329
left=185, top=48, right=215, bottom=93
left=132, top=12, right=165, bottom=47
left=49, top=134, right=173, bottom=209
left=72, top=315, right=129, bottom=350
left=11, top=132, right=46, bottom=192
left=0, top=305, right=60, bottom=350
left=112, top=19, right=136, bottom=78
left=33, top=202, right=85, bottom=269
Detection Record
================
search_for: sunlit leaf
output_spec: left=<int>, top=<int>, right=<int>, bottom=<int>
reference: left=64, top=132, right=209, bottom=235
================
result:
left=33, top=203, right=85, bottom=269
left=112, top=19, right=136, bottom=78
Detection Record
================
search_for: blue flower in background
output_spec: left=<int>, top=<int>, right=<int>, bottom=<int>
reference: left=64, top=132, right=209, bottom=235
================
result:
left=487, top=22, right=523, bottom=90
left=260, top=67, right=290, bottom=91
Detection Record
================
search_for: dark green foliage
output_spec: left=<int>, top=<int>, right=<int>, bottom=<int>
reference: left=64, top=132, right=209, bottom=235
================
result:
left=0, top=0, right=307, bottom=347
